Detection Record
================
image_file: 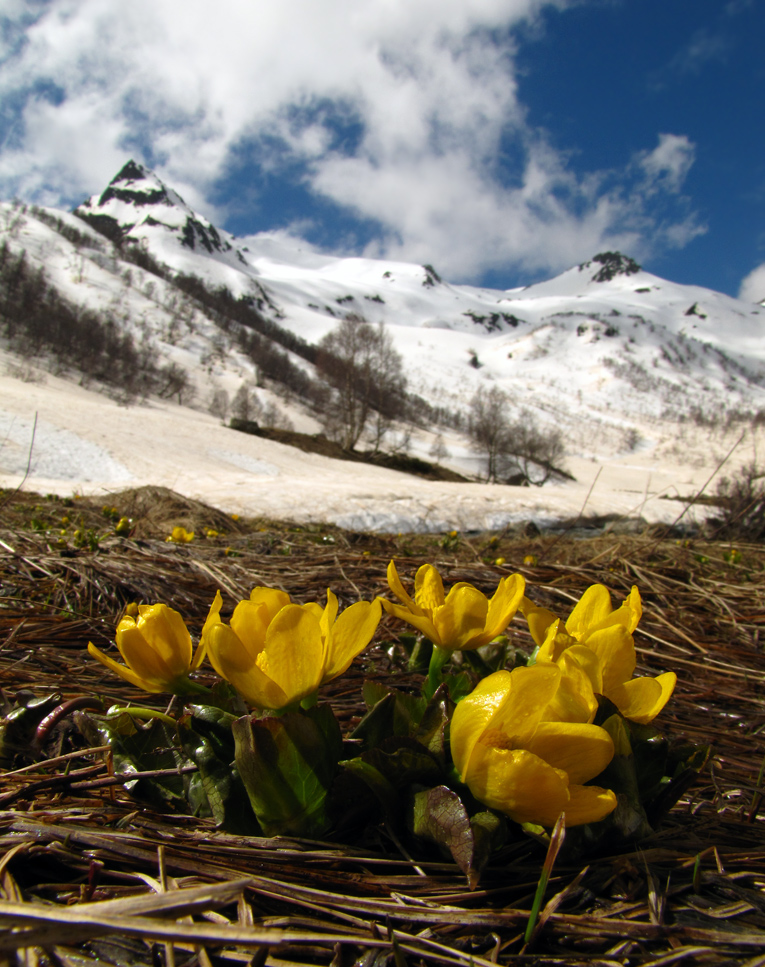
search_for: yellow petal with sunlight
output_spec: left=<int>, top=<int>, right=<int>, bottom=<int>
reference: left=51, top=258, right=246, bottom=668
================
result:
left=257, top=605, right=324, bottom=700
left=544, top=649, right=599, bottom=723
left=380, top=599, right=439, bottom=641
left=565, top=585, right=613, bottom=640
left=387, top=560, right=422, bottom=613
left=87, top=642, right=163, bottom=692
left=564, top=785, right=618, bottom=826
left=134, top=604, right=192, bottom=678
left=536, top=620, right=574, bottom=663
left=434, top=584, right=489, bottom=650
left=321, top=588, right=340, bottom=639
left=248, top=587, right=291, bottom=623
left=117, top=622, right=180, bottom=683
left=484, top=573, right=526, bottom=640
left=205, top=623, right=287, bottom=709
left=230, top=600, right=273, bottom=660
left=468, top=745, right=570, bottom=826
left=450, top=670, right=512, bottom=778
left=584, top=624, right=636, bottom=694
left=487, top=664, right=561, bottom=748
left=414, top=564, right=446, bottom=612
left=323, top=598, right=382, bottom=681
left=526, top=721, right=614, bottom=784
left=609, top=671, right=677, bottom=724
left=522, top=601, right=559, bottom=649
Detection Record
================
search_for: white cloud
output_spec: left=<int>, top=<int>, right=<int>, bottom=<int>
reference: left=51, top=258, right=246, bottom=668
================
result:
left=739, top=264, right=765, bottom=304
left=639, top=134, right=696, bottom=193
left=0, top=0, right=701, bottom=281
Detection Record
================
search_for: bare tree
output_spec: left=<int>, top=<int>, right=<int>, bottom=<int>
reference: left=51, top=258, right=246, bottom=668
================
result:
left=468, top=389, right=566, bottom=485
left=504, top=414, right=566, bottom=485
left=231, top=382, right=258, bottom=423
left=209, top=387, right=230, bottom=422
left=316, top=316, right=407, bottom=451
left=429, top=432, right=450, bottom=465
left=468, top=385, right=511, bottom=481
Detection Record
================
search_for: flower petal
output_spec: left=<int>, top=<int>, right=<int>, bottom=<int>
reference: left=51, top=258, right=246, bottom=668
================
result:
left=450, top=670, right=512, bottom=778
left=583, top=624, right=636, bottom=694
left=526, top=721, right=615, bottom=784
left=521, top=598, right=559, bottom=649
left=87, top=642, right=165, bottom=692
left=565, top=585, right=613, bottom=640
left=543, top=649, right=599, bottom=723
left=387, top=560, right=423, bottom=614
left=205, top=623, right=287, bottom=708
left=564, top=785, right=618, bottom=826
left=320, top=588, right=339, bottom=640
left=466, top=744, right=570, bottom=827
left=323, top=598, right=382, bottom=681
left=434, top=585, right=488, bottom=650
left=116, top=621, right=180, bottom=683
left=485, top=664, right=561, bottom=748
left=483, top=573, right=526, bottom=640
left=258, top=605, right=324, bottom=701
left=609, top=672, right=677, bottom=724
left=134, top=604, right=192, bottom=678
left=536, top=620, right=575, bottom=663
left=230, top=600, right=274, bottom=660
left=380, top=599, right=439, bottom=641
left=414, top=564, right=445, bottom=613
left=248, top=587, right=292, bottom=622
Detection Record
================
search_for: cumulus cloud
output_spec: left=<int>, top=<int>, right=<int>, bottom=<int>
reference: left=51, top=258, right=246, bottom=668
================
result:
left=0, top=0, right=702, bottom=281
left=639, top=134, right=696, bottom=193
left=739, top=264, right=765, bottom=304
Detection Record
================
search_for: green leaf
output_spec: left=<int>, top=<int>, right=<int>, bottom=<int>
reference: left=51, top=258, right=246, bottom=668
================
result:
left=414, top=685, right=450, bottom=760
left=340, top=757, right=399, bottom=822
left=179, top=706, right=258, bottom=834
left=353, top=689, right=426, bottom=750
left=75, top=710, right=191, bottom=808
left=363, top=738, right=443, bottom=791
left=410, top=786, right=503, bottom=889
left=232, top=704, right=342, bottom=837
left=0, top=693, right=61, bottom=766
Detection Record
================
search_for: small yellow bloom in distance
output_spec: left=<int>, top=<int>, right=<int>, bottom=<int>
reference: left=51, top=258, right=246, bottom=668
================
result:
left=522, top=585, right=676, bottom=725
left=494, top=556, right=506, bottom=566
left=451, top=666, right=617, bottom=827
left=88, top=603, right=206, bottom=694
left=202, top=587, right=382, bottom=710
left=523, top=554, right=537, bottom=566
left=166, top=526, right=194, bottom=543
left=382, top=560, right=525, bottom=651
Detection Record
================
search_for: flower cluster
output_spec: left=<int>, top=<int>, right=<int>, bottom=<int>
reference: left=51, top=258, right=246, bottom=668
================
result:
left=88, top=560, right=680, bottom=841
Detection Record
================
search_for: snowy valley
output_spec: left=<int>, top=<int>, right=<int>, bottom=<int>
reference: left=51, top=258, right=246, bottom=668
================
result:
left=0, top=160, right=764, bottom=532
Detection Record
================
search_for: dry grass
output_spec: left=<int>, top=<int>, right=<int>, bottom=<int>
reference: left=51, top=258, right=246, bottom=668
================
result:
left=0, top=485, right=764, bottom=966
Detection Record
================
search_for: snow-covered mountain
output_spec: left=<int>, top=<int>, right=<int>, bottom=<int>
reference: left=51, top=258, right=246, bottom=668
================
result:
left=3, top=159, right=765, bottom=476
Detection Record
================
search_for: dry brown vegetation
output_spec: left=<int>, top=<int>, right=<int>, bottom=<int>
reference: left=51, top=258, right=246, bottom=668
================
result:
left=0, top=485, right=763, bottom=966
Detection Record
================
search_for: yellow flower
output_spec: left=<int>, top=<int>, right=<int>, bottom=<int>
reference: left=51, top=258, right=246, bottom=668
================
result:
left=523, top=554, right=537, bottom=566
left=451, top=666, right=617, bottom=827
left=494, top=556, right=506, bottom=566
left=382, top=560, right=525, bottom=651
left=166, top=526, right=194, bottom=543
left=522, top=585, right=676, bottom=725
left=88, top=603, right=206, bottom=694
left=202, top=587, right=382, bottom=709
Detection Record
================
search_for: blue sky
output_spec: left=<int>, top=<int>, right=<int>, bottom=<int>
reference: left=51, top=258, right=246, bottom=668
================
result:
left=0, top=0, right=763, bottom=299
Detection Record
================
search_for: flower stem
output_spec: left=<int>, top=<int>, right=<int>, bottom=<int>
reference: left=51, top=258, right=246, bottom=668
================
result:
left=106, top=706, right=177, bottom=726
left=424, top=644, right=451, bottom=699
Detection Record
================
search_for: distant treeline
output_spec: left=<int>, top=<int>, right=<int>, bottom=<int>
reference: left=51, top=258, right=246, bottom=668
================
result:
left=0, top=241, right=189, bottom=401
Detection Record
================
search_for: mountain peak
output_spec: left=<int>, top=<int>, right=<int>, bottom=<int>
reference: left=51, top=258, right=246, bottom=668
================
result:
left=74, top=160, right=248, bottom=270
